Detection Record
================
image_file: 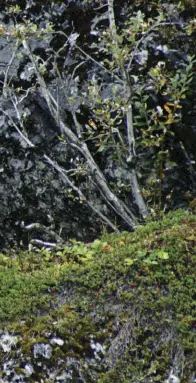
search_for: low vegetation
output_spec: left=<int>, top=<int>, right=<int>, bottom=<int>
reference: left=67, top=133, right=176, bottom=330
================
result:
left=0, top=209, right=195, bottom=382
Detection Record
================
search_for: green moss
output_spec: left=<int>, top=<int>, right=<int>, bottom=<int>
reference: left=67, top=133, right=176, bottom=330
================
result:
left=0, top=209, right=195, bottom=382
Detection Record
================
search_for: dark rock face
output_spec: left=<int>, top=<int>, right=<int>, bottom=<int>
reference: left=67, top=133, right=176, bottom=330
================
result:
left=0, top=2, right=103, bottom=248
left=0, top=89, right=101, bottom=248
left=0, top=132, right=101, bottom=248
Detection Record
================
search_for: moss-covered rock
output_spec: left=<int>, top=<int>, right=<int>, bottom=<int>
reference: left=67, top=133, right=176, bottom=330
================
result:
left=0, top=209, right=195, bottom=382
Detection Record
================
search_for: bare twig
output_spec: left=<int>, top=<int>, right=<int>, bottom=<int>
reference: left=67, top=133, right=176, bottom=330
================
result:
left=21, top=222, right=64, bottom=243
left=3, top=39, right=20, bottom=98
left=127, top=22, right=184, bottom=73
left=107, top=0, right=148, bottom=217
left=54, top=30, right=123, bottom=84
left=0, top=109, right=35, bottom=148
left=30, top=239, right=57, bottom=248
left=44, top=154, right=120, bottom=232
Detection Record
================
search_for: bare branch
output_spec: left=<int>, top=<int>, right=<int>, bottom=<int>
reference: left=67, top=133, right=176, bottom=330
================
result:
left=44, top=154, right=120, bottom=232
left=127, top=22, right=184, bottom=73
left=94, top=2, right=107, bottom=11
left=107, top=0, right=118, bottom=43
left=107, top=0, right=148, bottom=217
left=3, top=39, right=20, bottom=98
left=0, top=109, right=35, bottom=148
left=21, top=221, right=64, bottom=244
left=30, top=239, right=57, bottom=248
left=55, top=30, right=123, bottom=84
left=22, top=37, right=137, bottom=229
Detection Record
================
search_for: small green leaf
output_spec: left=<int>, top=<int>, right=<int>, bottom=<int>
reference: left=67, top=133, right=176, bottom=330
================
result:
left=97, top=145, right=105, bottom=152
left=124, top=258, right=135, bottom=266
left=144, top=259, right=158, bottom=265
left=136, top=250, right=147, bottom=258
left=80, top=252, right=93, bottom=262
left=91, top=239, right=101, bottom=249
left=157, top=250, right=169, bottom=260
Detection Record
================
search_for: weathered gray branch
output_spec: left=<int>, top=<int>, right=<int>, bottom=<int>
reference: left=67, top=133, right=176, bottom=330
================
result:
left=22, top=38, right=138, bottom=229
left=2, top=83, right=120, bottom=233
left=21, top=222, right=64, bottom=244
left=0, top=109, right=35, bottom=148
left=107, top=0, right=148, bottom=217
left=3, top=39, right=20, bottom=98
left=44, top=154, right=120, bottom=233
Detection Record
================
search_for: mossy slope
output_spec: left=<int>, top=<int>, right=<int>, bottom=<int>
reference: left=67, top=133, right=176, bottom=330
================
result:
left=0, top=209, right=195, bottom=382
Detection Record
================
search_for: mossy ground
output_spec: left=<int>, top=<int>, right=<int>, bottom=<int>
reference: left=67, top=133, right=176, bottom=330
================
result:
left=0, top=209, right=195, bottom=382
